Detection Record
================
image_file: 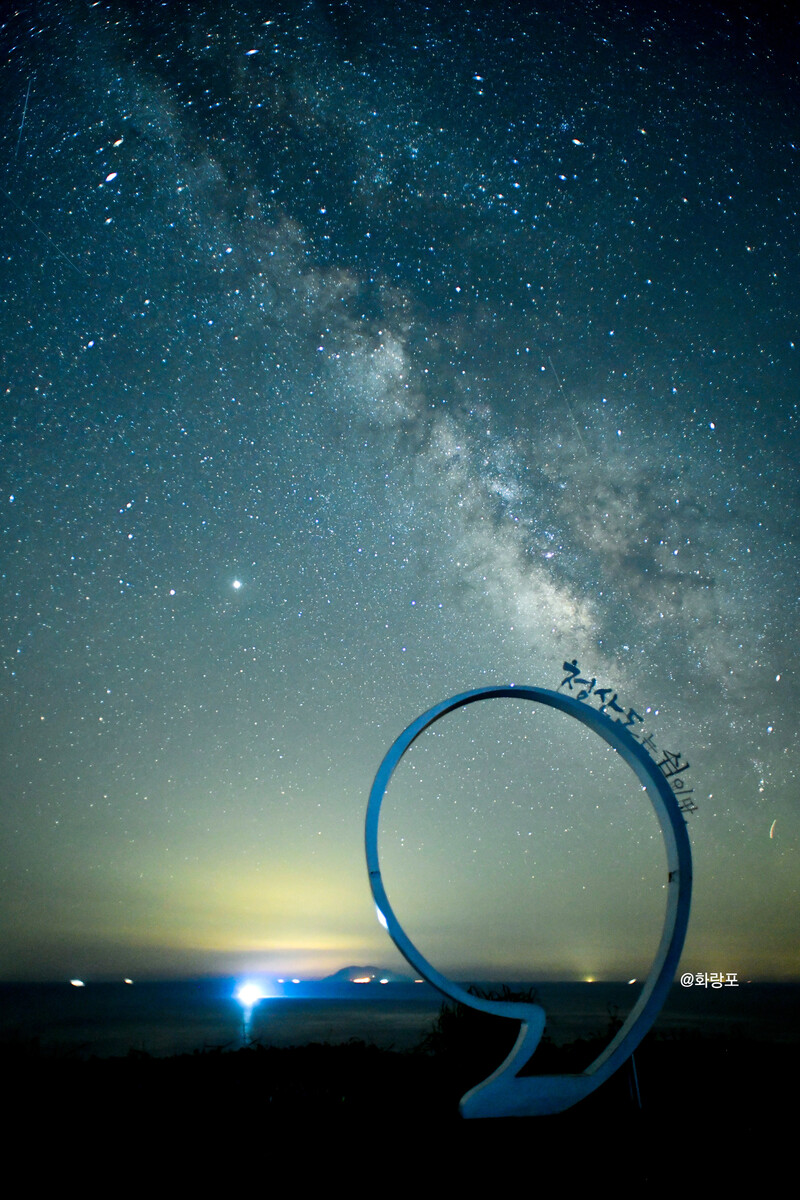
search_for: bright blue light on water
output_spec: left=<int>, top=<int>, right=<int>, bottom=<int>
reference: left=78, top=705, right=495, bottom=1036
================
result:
left=234, top=980, right=274, bottom=1044
left=235, top=982, right=265, bottom=1008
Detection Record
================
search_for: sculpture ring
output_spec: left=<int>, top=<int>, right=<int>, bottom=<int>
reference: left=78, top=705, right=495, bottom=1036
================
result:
left=365, top=685, right=692, bottom=1117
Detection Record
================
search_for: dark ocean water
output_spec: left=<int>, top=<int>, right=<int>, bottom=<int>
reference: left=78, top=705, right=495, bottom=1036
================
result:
left=0, top=979, right=796, bottom=1059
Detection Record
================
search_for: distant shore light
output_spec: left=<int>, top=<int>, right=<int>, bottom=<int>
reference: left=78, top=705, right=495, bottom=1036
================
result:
left=235, top=982, right=265, bottom=1008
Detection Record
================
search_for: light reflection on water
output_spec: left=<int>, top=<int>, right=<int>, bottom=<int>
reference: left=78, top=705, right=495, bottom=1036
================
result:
left=0, top=981, right=795, bottom=1060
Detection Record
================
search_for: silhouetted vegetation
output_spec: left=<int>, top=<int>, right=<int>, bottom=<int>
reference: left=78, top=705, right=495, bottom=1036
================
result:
left=3, top=1003, right=797, bottom=1180
left=416, top=985, right=539, bottom=1085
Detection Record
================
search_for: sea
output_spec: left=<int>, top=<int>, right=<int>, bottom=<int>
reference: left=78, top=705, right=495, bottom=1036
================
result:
left=0, top=978, right=796, bottom=1060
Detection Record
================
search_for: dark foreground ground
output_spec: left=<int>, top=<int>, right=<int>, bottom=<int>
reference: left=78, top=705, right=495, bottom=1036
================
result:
left=6, top=1015, right=794, bottom=1183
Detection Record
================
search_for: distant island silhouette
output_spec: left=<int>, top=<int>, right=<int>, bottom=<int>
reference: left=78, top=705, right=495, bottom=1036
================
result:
left=322, top=966, right=418, bottom=984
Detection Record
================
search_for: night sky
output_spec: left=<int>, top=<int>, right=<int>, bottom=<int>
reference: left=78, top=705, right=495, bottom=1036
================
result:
left=1, top=1, right=798, bottom=985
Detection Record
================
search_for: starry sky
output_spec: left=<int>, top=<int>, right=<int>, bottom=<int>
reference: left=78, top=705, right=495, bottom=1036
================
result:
left=1, top=0, right=798, bottom=984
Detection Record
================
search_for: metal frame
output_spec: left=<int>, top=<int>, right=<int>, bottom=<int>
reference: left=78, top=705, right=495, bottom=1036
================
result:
left=365, top=685, right=692, bottom=1117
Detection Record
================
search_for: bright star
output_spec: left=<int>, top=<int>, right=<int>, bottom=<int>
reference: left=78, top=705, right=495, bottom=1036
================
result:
left=232, top=579, right=242, bottom=590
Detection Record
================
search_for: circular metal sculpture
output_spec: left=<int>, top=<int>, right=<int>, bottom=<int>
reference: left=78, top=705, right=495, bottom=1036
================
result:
left=365, top=685, right=692, bottom=1118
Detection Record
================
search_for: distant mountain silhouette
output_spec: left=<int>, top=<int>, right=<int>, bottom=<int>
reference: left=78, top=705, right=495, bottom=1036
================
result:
left=322, top=965, right=415, bottom=984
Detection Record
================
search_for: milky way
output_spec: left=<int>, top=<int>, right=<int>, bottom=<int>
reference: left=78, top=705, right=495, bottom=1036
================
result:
left=1, top=1, right=797, bottom=982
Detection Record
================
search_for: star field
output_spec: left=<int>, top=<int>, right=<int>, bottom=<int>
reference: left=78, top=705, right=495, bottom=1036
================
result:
left=0, top=0, right=798, bottom=982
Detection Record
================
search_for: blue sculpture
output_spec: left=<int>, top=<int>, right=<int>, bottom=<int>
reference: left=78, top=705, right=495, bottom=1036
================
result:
left=365, top=685, right=692, bottom=1118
